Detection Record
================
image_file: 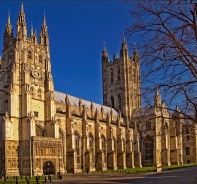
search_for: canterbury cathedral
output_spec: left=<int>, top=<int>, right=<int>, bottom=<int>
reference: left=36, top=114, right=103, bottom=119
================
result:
left=0, top=4, right=196, bottom=176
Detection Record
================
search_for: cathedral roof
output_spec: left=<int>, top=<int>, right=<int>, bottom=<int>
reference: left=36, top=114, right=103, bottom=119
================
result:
left=54, top=91, right=119, bottom=116
left=132, top=106, right=155, bottom=118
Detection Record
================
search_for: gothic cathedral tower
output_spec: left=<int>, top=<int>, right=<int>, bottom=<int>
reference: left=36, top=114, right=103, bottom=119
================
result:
left=0, top=4, right=59, bottom=176
left=102, top=38, right=141, bottom=121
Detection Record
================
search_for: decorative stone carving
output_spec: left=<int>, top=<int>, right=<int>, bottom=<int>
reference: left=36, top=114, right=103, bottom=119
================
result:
left=31, top=69, right=42, bottom=79
left=47, top=72, right=52, bottom=80
left=23, top=63, right=29, bottom=72
left=25, top=83, right=31, bottom=93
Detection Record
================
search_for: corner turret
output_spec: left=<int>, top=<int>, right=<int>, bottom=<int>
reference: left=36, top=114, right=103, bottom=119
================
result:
left=16, top=3, right=27, bottom=40
left=3, top=13, right=13, bottom=49
left=40, top=15, right=49, bottom=47
left=154, top=86, right=161, bottom=107
left=120, top=35, right=128, bottom=59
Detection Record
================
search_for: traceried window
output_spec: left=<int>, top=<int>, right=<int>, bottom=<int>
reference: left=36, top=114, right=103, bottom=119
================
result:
left=110, top=68, right=114, bottom=84
left=186, top=147, right=190, bottom=155
left=117, top=66, right=120, bottom=81
left=111, top=96, right=115, bottom=108
left=146, top=122, right=151, bottom=130
left=89, top=133, right=95, bottom=163
left=89, top=133, right=94, bottom=151
left=144, top=136, right=153, bottom=160
left=39, top=55, right=43, bottom=63
left=28, top=50, right=32, bottom=59
left=118, top=95, right=121, bottom=111
left=75, top=132, right=81, bottom=163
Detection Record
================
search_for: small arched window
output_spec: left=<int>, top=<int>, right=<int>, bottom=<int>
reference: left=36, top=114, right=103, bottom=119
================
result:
left=187, top=135, right=190, bottom=140
left=186, top=147, right=190, bottom=155
left=39, top=55, right=42, bottom=63
left=101, top=135, right=106, bottom=150
left=146, top=122, right=151, bottom=130
left=111, top=96, right=115, bottom=108
left=28, top=50, right=32, bottom=59
left=118, top=95, right=121, bottom=111
left=117, top=66, right=120, bottom=81
left=110, top=68, right=114, bottom=84
left=89, top=133, right=94, bottom=151
left=75, top=132, right=81, bottom=163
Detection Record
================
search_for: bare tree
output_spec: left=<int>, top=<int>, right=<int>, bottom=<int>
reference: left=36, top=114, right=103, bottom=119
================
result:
left=125, top=1, right=197, bottom=122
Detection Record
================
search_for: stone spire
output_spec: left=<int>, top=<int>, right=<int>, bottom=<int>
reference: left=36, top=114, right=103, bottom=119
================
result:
left=5, top=13, right=12, bottom=36
left=121, top=33, right=128, bottom=50
left=133, top=43, right=139, bottom=62
left=3, top=12, right=13, bottom=48
left=120, top=33, right=128, bottom=59
left=40, top=14, right=49, bottom=46
left=102, top=42, right=108, bottom=62
left=154, top=86, right=161, bottom=107
left=16, top=2, right=27, bottom=40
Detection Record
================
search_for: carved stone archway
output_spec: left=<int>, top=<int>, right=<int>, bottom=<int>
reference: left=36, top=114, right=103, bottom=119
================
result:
left=43, top=161, right=55, bottom=175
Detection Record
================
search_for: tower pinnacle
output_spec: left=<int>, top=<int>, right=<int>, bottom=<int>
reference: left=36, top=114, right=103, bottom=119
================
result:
left=16, top=2, right=27, bottom=40
left=40, top=14, right=49, bottom=46
left=102, top=42, right=108, bottom=60
left=5, top=13, right=12, bottom=35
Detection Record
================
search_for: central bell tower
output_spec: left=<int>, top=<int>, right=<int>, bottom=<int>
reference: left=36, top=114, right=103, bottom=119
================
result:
left=102, top=39, right=141, bottom=121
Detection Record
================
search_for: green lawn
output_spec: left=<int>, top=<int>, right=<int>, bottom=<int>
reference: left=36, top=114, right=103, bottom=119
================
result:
left=162, top=163, right=197, bottom=171
left=95, top=163, right=197, bottom=174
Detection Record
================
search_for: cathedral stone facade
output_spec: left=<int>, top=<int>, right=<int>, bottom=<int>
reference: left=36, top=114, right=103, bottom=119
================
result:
left=0, top=4, right=196, bottom=176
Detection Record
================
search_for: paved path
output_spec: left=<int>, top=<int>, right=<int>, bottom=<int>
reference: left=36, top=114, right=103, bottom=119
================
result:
left=51, top=166, right=197, bottom=184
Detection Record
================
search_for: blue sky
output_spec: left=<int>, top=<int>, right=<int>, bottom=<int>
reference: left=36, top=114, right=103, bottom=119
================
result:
left=0, top=1, right=134, bottom=104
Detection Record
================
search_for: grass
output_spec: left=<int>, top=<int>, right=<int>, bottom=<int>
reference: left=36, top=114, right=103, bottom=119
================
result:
left=95, top=166, right=157, bottom=174
left=94, top=163, right=197, bottom=174
left=163, top=163, right=197, bottom=171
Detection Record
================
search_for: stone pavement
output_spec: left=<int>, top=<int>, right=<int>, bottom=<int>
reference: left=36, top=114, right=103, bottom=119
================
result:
left=51, top=166, right=197, bottom=184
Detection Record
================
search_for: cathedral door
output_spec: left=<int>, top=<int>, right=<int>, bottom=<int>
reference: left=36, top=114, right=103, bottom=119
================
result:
left=43, top=161, right=55, bottom=175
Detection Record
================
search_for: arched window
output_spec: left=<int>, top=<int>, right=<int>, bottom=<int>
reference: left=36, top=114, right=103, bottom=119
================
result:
left=111, top=96, right=115, bottom=108
left=118, top=95, right=121, bottom=110
left=89, top=133, right=95, bottom=163
left=117, top=66, right=120, bottom=81
left=144, top=136, right=153, bottom=160
left=146, top=122, right=151, bottom=130
left=101, top=135, right=106, bottom=150
left=39, top=55, right=42, bottom=63
left=187, top=135, right=190, bottom=140
left=186, top=147, right=190, bottom=155
left=110, top=68, right=114, bottom=83
left=89, top=133, right=94, bottom=152
left=28, top=50, right=32, bottom=59
left=75, top=132, right=81, bottom=163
